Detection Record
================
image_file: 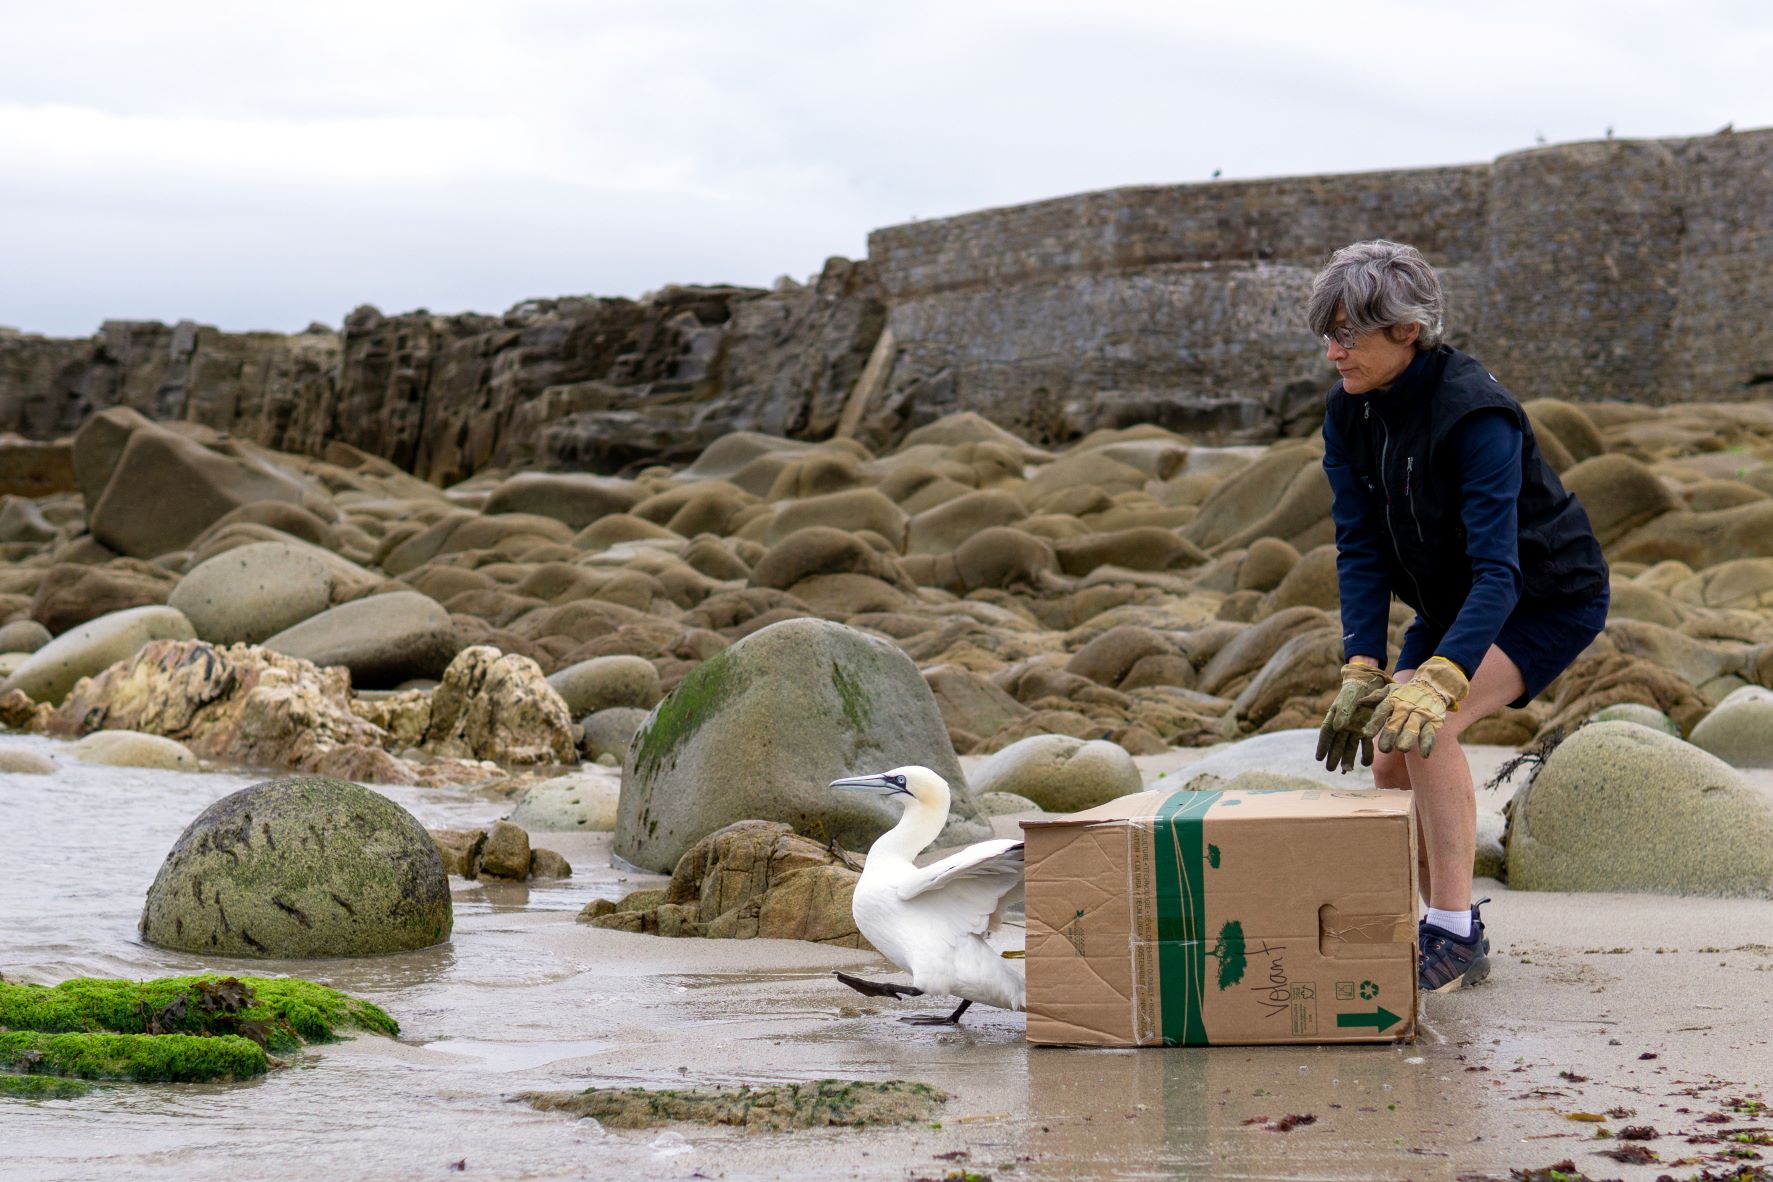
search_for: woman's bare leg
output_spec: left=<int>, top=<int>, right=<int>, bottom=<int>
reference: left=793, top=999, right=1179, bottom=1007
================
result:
left=1371, top=648, right=1525, bottom=909
left=1404, top=646, right=1526, bottom=914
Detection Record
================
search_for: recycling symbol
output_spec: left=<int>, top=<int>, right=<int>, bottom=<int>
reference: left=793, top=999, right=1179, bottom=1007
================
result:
left=1359, top=980, right=1380, bottom=1000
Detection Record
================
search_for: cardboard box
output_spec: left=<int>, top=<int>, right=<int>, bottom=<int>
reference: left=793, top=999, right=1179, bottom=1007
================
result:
left=1022, top=786, right=1417, bottom=1047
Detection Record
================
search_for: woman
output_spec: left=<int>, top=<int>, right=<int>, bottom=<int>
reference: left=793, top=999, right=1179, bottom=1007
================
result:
left=1308, top=240, right=1609, bottom=994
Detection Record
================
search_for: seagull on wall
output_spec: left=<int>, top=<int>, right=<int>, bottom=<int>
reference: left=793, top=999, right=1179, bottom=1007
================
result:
left=829, top=766, right=1025, bottom=1026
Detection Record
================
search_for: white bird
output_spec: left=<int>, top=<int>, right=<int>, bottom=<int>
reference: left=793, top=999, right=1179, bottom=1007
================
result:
left=828, top=765, right=1025, bottom=1026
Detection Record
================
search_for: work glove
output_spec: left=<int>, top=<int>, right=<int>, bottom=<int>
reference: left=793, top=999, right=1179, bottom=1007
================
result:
left=1364, top=656, right=1469, bottom=758
left=1315, top=662, right=1391, bottom=773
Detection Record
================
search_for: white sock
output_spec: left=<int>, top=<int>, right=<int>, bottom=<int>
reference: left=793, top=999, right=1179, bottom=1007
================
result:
left=1425, top=906, right=1472, bottom=939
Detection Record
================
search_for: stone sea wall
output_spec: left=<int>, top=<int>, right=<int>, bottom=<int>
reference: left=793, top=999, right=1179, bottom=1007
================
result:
left=1, top=129, right=1768, bottom=480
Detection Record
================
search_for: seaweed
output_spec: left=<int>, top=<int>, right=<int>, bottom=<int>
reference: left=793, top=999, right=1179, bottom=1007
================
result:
left=0, top=1072, right=95, bottom=1099
left=0, top=975, right=396, bottom=1054
left=520, top=1078, right=948, bottom=1130
left=0, top=1031, right=266, bottom=1083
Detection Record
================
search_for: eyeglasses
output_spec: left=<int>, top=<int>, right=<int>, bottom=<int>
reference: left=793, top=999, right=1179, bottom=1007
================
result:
left=1321, top=325, right=1360, bottom=350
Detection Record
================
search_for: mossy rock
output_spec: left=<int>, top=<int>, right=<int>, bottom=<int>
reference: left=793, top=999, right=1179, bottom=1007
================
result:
left=616, top=618, right=977, bottom=873
left=139, top=777, right=453, bottom=957
left=0, top=1073, right=95, bottom=1099
left=0, top=975, right=397, bottom=1053
left=0, top=1030, right=265, bottom=1083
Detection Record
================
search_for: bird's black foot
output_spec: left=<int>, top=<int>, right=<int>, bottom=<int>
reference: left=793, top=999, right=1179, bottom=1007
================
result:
left=898, top=1000, right=972, bottom=1026
left=833, top=970, right=922, bottom=1000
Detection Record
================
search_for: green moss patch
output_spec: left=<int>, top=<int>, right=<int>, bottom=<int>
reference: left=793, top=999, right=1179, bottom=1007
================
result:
left=830, top=659, right=873, bottom=733
left=0, top=976, right=397, bottom=1054
left=521, top=1078, right=947, bottom=1130
left=0, top=1073, right=95, bottom=1099
left=0, top=975, right=396, bottom=1088
left=0, top=1031, right=265, bottom=1083
left=631, top=647, right=739, bottom=782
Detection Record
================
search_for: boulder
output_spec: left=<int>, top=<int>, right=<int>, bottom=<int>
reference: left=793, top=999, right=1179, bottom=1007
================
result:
left=952, top=527, right=1058, bottom=591
left=0, top=604, right=196, bottom=705
left=508, top=770, right=623, bottom=832
left=547, top=655, right=663, bottom=716
left=44, top=639, right=418, bottom=784
left=923, top=664, right=1030, bottom=744
left=1259, top=543, right=1340, bottom=615
left=1561, top=454, right=1680, bottom=545
left=424, top=646, right=578, bottom=765
left=482, top=472, right=643, bottom=530
left=429, top=827, right=487, bottom=878
left=0, top=619, right=52, bottom=654
left=66, top=730, right=199, bottom=770
left=906, top=490, right=1027, bottom=555
left=0, top=745, right=57, bottom=774
left=1536, top=651, right=1711, bottom=743
left=1151, top=729, right=1372, bottom=792
left=749, top=526, right=904, bottom=591
left=0, top=437, right=77, bottom=498
left=764, top=488, right=908, bottom=548
left=580, top=706, right=649, bottom=762
left=0, top=495, right=58, bottom=544
left=87, top=423, right=322, bottom=558
left=1053, top=527, right=1206, bottom=576
left=1689, top=686, right=1773, bottom=769
left=262, top=590, right=458, bottom=688
left=478, top=819, right=533, bottom=879
left=1064, top=626, right=1177, bottom=689
left=1588, top=702, right=1681, bottom=736
left=968, top=734, right=1143, bottom=813
left=139, top=776, right=453, bottom=956
left=588, top=819, right=870, bottom=947
left=169, top=542, right=335, bottom=645
left=1234, top=537, right=1300, bottom=593
left=1473, top=810, right=1507, bottom=880
left=1505, top=721, right=1773, bottom=896
left=199, top=501, right=340, bottom=551
left=615, top=617, right=978, bottom=873
left=976, top=790, right=1042, bottom=816
left=28, top=560, right=177, bottom=635
left=530, top=848, right=572, bottom=879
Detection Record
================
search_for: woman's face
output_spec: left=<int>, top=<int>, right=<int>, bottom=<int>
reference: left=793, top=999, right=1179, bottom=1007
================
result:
left=1324, top=309, right=1420, bottom=394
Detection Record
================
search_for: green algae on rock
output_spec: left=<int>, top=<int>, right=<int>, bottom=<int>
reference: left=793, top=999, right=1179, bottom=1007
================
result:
left=138, top=776, right=452, bottom=958
left=0, top=1031, right=266, bottom=1083
left=0, top=975, right=397, bottom=1054
left=520, top=1078, right=948, bottom=1130
left=0, top=1073, right=95, bottom=1099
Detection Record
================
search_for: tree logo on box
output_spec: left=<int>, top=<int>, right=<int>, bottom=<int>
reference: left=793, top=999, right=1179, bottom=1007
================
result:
left=1209, top=919, right=1246, bottom=989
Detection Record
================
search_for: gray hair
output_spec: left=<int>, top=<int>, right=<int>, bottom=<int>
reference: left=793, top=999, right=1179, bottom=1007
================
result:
left=1307, top=240, right=1446, bottom=349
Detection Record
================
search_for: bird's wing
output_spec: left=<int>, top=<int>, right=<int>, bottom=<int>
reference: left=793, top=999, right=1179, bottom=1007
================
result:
left=895, top=840, right=1024, bottom=937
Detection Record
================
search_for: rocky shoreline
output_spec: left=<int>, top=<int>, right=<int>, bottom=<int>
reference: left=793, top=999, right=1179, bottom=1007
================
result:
left=2, top=393, right=1773, bottom=904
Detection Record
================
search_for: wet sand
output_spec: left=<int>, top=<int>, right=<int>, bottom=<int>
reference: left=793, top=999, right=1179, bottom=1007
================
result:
left=4, top=740, right=1770, bottom=1181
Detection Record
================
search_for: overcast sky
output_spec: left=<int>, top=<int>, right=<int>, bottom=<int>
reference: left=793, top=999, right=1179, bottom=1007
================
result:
left=2, top=0, right=1768, bottom=337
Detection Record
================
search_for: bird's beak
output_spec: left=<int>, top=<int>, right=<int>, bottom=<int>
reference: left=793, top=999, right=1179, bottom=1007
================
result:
left=830, top=774, right=910, bottom=797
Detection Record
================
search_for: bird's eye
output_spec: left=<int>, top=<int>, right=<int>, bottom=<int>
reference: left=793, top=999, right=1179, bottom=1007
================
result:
left=893, top=775, right=905, bottom=787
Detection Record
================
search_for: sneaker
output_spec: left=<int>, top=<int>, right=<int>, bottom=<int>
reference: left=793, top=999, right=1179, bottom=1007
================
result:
left=1418, top=920, right=1491, bottom=993
left=1419, top=898, right=1492, bottom=954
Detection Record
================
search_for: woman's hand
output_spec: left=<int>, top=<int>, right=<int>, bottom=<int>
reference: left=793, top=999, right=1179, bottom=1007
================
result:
left=1316, top=661, right=1392, bottom=773
left=1365, top=657, right=1469, bottom=757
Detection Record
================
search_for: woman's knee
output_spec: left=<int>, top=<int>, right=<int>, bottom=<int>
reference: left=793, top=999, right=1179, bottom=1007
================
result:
left=1371, top=746, right=1411, bottom=790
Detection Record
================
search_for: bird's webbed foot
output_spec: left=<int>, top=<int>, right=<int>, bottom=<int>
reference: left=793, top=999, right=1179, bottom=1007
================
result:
left=833, top=970, right=922, bottom=999
left=898, top=999, right=972, bottom=1026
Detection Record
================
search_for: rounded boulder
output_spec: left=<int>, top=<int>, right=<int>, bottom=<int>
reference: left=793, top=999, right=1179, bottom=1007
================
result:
left=0, top=604, right=196, bottom=705
left=261, top=590, right=458, bottom=688
left=968, top=734, right=1143, bottom=813
left=1689, top=686, right=1773, bottom=769
left=615, top=617, right=978, bottom=873
left=170, top=541, right=334, bottom=645
left=1505, top=721, right=1773, bottom=896
left=67, top=730, right=199, bottom=770
left=547, top=655, right=662, bottom=716
left=139, top=776, right=454, bottom=957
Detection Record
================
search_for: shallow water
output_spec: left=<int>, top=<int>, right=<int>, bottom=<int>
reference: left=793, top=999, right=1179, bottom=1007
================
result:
left=5, top=735, right=1770, bottom=1181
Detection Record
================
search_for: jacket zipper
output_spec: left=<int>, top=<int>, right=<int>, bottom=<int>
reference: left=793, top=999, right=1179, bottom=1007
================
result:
left=1370, top=404, right=1431, bottom=616
left=1406, top=456, right=1426, bottom=543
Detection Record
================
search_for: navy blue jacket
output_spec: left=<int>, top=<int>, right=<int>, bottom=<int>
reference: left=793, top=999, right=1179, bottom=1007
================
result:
left=1322, top=347, right=1607, bottom=675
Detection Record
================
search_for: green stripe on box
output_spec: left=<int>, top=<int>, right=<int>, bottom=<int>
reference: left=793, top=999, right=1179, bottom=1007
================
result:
left=1152, top=789, right=1221, bottom=1046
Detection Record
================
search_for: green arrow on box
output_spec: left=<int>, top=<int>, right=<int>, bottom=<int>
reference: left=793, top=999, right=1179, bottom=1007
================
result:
left=1335, top=1006, right=1402, bottom=1032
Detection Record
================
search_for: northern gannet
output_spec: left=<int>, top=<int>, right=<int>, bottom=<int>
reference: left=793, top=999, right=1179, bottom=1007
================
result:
left=828, top=765, right=1025, bottom=1025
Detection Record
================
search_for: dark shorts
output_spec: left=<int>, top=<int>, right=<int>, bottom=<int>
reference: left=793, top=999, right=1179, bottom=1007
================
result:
left=1395, top=586, right=1610, bottom=708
